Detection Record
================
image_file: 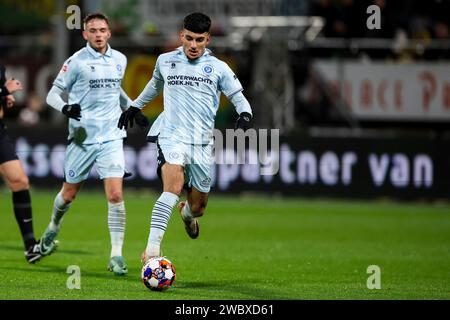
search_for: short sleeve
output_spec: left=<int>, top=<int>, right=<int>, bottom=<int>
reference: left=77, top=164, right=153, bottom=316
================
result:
left=53, top=58, right=78, bottom=92
left=218, top=61, right=243, bottom=99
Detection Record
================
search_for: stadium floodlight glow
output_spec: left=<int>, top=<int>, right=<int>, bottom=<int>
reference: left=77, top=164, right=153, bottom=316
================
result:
left=229, top=16, right=325, bottom=43
left=230, top=16, right=325, bottom=29
left=250, top=27, right=267, bottom=41
left=305, top=26, right=322, bottom=41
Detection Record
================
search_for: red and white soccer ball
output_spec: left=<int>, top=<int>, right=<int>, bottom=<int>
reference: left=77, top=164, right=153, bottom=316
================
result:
left=141, top=257, right=176, bottom=291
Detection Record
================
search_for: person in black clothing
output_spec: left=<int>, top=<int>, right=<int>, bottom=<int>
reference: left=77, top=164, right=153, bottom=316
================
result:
left=1, top=64, right=42, bottom=263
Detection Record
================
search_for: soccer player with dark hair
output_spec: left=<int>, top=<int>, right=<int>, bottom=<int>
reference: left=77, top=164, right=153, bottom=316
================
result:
left=38, top=13, right=148, bottom=275
left=118, top=12, right=254, bottom=263
left=0, top=65, right=43, bottom=263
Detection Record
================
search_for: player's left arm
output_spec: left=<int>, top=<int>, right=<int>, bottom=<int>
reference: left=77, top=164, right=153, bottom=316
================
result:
left=118, top=56, right=133, bottom=112
left=219, top=62, right=253, bottom=131
left=230, top=91, right=253, bottom=131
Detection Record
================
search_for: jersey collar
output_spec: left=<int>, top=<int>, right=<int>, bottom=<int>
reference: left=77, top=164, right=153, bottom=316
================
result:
left=86, top=43, right=112, bottom=58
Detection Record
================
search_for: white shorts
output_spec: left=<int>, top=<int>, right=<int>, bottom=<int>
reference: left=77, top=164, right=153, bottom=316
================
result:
left=64, top=139, right=125, bottom=184
left=156, top=137, right=213, bottom=193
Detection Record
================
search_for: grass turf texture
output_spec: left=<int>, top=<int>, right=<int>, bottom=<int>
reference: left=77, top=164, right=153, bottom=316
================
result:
left=0, top=189, right=449, bottom=300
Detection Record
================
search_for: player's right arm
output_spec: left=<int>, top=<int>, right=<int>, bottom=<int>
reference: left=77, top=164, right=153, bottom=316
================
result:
left=132, top=77, right=164, bottom=109
left=132, top=56, right=164, bottom=109
left=118, top=56, right=163, bottom=130
left=46, top=59, right=81, bottom=121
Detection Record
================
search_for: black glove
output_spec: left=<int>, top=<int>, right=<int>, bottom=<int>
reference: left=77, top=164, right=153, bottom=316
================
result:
left=235, top=112, right=253, bottom=131
left=62, top=104, right=81, bottom=121
left=118, top=106, right=149, bottom=130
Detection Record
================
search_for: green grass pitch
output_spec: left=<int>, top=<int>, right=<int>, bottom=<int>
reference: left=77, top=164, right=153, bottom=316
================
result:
left=0, top=189, right=449, bottom=300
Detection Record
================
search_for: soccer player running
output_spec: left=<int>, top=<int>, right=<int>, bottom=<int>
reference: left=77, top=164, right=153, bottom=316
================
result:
left=118, top=12, right=253, bottom=263
left=0, top=66, right=43, bottom=263
left=39, top=13, right=148, bottom=275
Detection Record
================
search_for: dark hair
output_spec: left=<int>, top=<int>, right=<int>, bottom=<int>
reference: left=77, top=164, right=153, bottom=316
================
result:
left=183, top=12, right=211, bottom=34
left=83, top=13, right=110, bottom=30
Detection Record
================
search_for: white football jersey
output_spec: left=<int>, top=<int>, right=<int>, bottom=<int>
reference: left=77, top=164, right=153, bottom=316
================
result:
left=135, top=47, right=248, bottom=144
left=53, top=43, right=127, bottom=144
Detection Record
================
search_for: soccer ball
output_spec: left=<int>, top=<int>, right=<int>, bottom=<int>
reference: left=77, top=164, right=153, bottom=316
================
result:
left=141, top=257, right=176, bottom=291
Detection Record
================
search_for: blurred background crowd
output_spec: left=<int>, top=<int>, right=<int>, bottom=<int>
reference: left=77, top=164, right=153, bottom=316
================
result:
left=1, top=0, right=449, bottom=131
left=1, top=0, right=449, bottom=199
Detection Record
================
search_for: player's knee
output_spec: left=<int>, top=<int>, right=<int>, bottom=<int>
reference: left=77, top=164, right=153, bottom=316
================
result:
left=107, top=190, right=123, bottom=204
left=164, top=182, right=184, bottom=196
left=61, top=189, right=77, bottom=203
left=8, top=175, right=29, bottom=192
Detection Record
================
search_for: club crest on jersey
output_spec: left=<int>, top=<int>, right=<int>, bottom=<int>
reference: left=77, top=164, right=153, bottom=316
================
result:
left=171, top=62, right=176, bottom=69
left=203, top=65, right=214, bottom=75
left=116, top=64, right=122, bottom=72
left=200, top=177, right=211, bottom=187
left=169, top=152, right=181, bottom=160
left=90, top=66, right=95, bottom=72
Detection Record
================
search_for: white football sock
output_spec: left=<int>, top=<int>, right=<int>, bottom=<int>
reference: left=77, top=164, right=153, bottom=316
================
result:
left=108, top=201, right=126, bottom=257
left=181, top=201, right=194, bottom=222
left=48, top=192, right=71, bottom=232
left=146, top=192, right=179, bottom=256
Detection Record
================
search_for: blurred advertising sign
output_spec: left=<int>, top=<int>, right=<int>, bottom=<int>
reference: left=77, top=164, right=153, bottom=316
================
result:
left=313, top=61, right=450, bottom=122
left=9, top=126, right=450, bottom=200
